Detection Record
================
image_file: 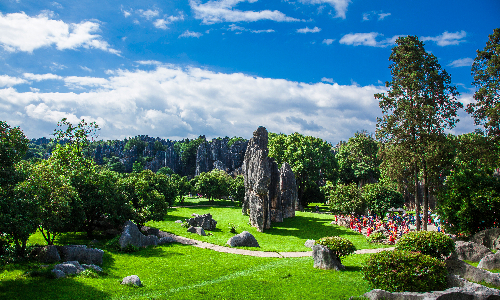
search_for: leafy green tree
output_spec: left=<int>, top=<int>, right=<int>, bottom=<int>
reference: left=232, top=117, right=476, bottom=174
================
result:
left=195, top=169, right=232, bottom=202
left=375, top=36, right=462, bottom=230
left=337, top=131, right=381, bottom=186
left=328, top=183, right=365, bottom=215
left=174, top=136, right=205, bottom=176
left=362, top=182, right=404, bottom=217
left=227, top=136, right=247, bottom=147
left=124, top=137, right=147, bottom=154
left=171, top=174, right=192, bottom=204
left=132, top=160, right=144, bottom=173
left=268, top=132, right=338, bottom=207
left=467, top=28, right=500, bottom=139
left=230, top=175, right=245, bottom=204
left=106, top=156, right=126, bottom=173
left=153, top=173, right=178, bottom=207
left=157, top=166, right=174, bottom=176
left=53, top=118, right=99, bottom=157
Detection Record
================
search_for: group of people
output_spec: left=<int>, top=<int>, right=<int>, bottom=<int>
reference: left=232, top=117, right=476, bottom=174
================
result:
left=335, top=211, right=443, bottom=243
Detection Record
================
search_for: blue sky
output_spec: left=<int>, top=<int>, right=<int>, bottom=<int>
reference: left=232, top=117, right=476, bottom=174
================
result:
left=0, top=0, right=498, bottom=144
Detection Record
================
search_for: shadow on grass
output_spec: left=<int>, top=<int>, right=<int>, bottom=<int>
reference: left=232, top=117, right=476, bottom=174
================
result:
left=0, top=275, right=110, bottom=300
left=265, top=215, right=360, bottom=240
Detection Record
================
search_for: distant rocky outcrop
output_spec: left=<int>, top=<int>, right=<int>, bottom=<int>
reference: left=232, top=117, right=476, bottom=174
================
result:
left=195, top=137, right=248, bottom=176
left=242, top=127, right=298, bottom=232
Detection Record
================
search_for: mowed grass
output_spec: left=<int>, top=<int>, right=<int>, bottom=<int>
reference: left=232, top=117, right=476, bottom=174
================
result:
left=0, top=241, right=372, bottom=300
left=148, top=205, right=389, bottom=252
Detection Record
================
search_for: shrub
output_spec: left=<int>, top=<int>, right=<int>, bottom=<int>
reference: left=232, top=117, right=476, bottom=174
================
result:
left=314, top=236, right=356, bottom=261
left=367, top=232, right=385, bottom=243
left=396, top=231, right=455, bottom=260
left=362, top=182, right=404, bottom=217
left=363, top=250, right=447, bottom=292
left=228, top=223, right=238, bottom=234
left=328, top=183, right=365, bottom=215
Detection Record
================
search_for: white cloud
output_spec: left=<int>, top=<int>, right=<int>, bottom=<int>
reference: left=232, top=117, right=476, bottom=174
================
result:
left=80, top=66, right=93, bottom=72
left=227, top=24, right=274, bottom=33
left=0, top=64, right=390, bottom=143
left=189, top=0, right=301, bottom=24
left=154, top=13, right=185, bottom=30
left=0, top=75, right=27, bottom=87
left=299, top=0, right=351, bottom=19
left=448, top=57, right=474, bottom=68
left=378, top=12, right=391, bottom=20
left=138, top=9, right=160, bottom=20
left=297, top=26, right=321, bottom=33
left=51, top=2, right=63, bottom=9
left=421, top=31, right=467, bottom=46
left=339, top=32, right=402, bottom=47
left=251, top=29, right=274, bottom=33
left=322, top=38, right=335, bottom=45
left=363, top=11, right=391, bottom=21
left=23, top=73, right=63, bottom=81
left=179, top=30, right=203, bottom=38
left=321, top=77, right=334, bottom=83
left=0, top=12, right=120, bottom=54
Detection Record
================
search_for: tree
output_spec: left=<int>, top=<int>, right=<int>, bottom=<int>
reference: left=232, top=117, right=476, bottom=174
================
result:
left=467, top=28, right=500, bottom=139
left=362, top=182, right=404, bottom=217
left=230, top=175, right=245, bottom=204
left=337, top=131, right=381, bottom=186
left=53, top=118, right=99, bottom=157
left=194, top=169, right=232, bottom=202
left=268, top=132, right=338, bottom=207
left=174, top=136, right=205, bottom=176
left=375, top=36, right=462, bottom=230
left=328, top=183, right=365, bottom=215
left=171, top=174, right=192, bottom=204
left=157, top=166, right=174, bottom=176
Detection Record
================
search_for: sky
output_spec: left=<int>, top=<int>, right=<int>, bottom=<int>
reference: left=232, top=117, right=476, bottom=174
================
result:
left=0, top=0, right=499, bottom=144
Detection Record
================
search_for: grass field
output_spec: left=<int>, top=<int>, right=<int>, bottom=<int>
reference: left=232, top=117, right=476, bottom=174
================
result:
left=1, top=201, right=378, bottom=300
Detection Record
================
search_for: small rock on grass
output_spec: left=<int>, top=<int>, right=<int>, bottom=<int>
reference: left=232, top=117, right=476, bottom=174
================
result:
left=121, top=275, right=142, bottom=287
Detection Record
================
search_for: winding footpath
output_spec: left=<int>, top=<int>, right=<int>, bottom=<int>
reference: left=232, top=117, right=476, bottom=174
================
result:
left=162, top=231, right=394, bottom=258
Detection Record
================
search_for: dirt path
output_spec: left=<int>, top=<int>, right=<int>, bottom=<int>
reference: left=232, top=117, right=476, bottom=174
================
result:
left=164, top=232, right=394, bottom=258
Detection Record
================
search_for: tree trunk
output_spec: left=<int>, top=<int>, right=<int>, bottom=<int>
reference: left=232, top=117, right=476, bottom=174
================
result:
left=423, top=161, right=428, bottom=231
left=414, top=161, right=420, bottom=231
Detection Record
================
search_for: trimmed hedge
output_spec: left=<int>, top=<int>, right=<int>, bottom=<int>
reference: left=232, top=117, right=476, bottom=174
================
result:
left=395, top=231, right=455, bottom=260
left=315, top=236, right=356, bottom=261
left=363, top=250, right=447, bottom=292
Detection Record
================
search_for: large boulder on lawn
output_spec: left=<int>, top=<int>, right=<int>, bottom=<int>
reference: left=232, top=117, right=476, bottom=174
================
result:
left=58, top=245, right=104, bottom=265
left=312, top=244, right=345, bottom=271
left=119, top=220, right=159, bottom=250
left=185, top=214, right=217, bottom=231
left=471, top=228, right=500, bottom=249
left=37, top=245, right=61, bottom=263
left=478, top=252, right=500, bottom=270
left=52, top=261, right=85, bottom=278
left=455, top=241, right=493, bottom=262
left=227, top=231, right=260, bottom=247
left=121, top=275, right=142, bottom=287
left=187, top=226, right=206, bottom=236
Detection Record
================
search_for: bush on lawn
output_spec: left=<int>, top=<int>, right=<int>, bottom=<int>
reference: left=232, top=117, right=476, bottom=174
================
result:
left=315, top=236, right=356, bottom=261
left=363, top=250, right=447, bottom=292
left=396, top=231, right=455, bottom=260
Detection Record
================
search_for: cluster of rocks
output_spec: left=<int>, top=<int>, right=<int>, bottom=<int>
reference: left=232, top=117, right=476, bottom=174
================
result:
left=181, top=213, right=218, bottom=236
left=35, top=244, right=104, bottom=265
left=241, top=127, right=298, bottom=232
left=119, top=220, right=175, bottom=249
left=195, top=136, right=248, bottom=176
left=52, top=260, right=102, bottom=279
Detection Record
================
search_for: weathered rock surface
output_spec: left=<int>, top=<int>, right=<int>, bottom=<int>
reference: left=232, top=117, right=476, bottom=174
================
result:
left=58, top=245, right=104, bottom=265
left=478, top=252, right=500, bottom=270
left=242, top=127, right=298, bottom=232
left=227, top=231, right=260, bottom=247
left=187, top=226, right=206, bottom=236
left=446, top=257, right=500, bottom=286
left=82, top=264, right=103, bottom=272
left=185, top=213, right=217, bottom=231
left=52, top=261, right=85, bottom=278
left=195, top=137, right=248, bottom=176
left=119, top=220, right=159, bottom=249
left=312, top=244, right=345, bottom=271
left=471, top=228, right=500, bottom=250
left=455, top=241, right=493, bottom=262
left=121, top=275, right=142, bottom=287
left=37, top=245, right=61, bottom=263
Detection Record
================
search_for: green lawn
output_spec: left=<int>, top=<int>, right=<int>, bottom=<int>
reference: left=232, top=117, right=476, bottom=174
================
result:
left=148, top=206, right=389, bottom=252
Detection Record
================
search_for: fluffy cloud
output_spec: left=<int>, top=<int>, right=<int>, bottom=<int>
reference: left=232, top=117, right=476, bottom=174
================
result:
left=138, top=9, right=160, bottom=20
left=0, top=75, right=27, bottom=87
left=322, top=38, right=335, bottom=45
left=297, top=26, right=321, bottom=33
left=0, top=65, right=388, bottom=142
left=227, top=24, right=275, bottom=33
left=362, top=11, right=391, bottom=21
left=0, top=11, right=120, bottom=54
left=179, top=30, right=203, bottom=38
left=23, top=73, right=63, bottom=81
left=154, top=13, right=185, bottom=30
left=189, top=0, right=301, bottom=24
left=299, top=0, right=351, bottom=19
left=339, top=32, right=401, bottom=47
left=448, top=57, right=474, bottom=68
left=421, top=31, right=467, bottom=46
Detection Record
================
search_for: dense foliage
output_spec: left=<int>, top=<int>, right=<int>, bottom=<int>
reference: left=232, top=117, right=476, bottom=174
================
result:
left=362, top=182, right=404, bottom=217
left=363, top=250, right=447, bottom=292
left=314, top=236, right=356, bottom=261
left=328, top=183, right=365, bottom=215
left=395, top=231, right=455, bottom=260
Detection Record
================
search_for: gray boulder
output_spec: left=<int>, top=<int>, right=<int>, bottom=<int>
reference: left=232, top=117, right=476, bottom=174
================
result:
left=52, top=261, right=85, bottom=278
left=187, top=226, right=206, bottom=236
left=58, top=245, right=104, bottom=265
left=159, top=236, right=176, bottom=244
left=185, top=213, right=217, bottom=231
left=478, top=252, right=500, bottom=270
left=119, top=220, right=159, bottom=250
left=121, top=275, right=142, bottom=287
left=312, top=244, right=345, bottom=271
left=82, top=264, right=103, bottom=272
left=37, top=245, right=61, bottom=263
left=227, top=231, right=260, bottom=247
left=304, top=239, right=315, bottom=248
left=446, top=257, right=500, bottom=287
left=471, top=228, right=500, bottom=249
left=455, top=241, right=493, bottom=262
left=52, top=269, right=66, bottom=279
